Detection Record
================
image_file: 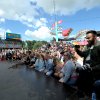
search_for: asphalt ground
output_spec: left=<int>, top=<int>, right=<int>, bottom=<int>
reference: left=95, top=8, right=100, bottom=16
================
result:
left=0, top=61, right=77, bottom=100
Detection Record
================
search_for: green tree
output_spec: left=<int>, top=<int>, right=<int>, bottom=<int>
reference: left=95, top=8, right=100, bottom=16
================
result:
left=33, top=42, right=42, bottom=50
left=21, top=40, right=47, bottom=50
left=25, top=40, right=33, bottom=50
left=33, top=41, right=47, bottom=50
left=22, top=41, right=26, bottom=49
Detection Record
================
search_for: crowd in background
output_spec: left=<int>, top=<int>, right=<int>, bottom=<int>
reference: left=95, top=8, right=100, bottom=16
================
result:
left=0, top=49, right=25, bottom=61
left=0, top=30, right=100, bottom=100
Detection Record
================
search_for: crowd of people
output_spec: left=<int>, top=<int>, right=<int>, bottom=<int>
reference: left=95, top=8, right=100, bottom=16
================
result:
left=0, top=49, right=24, bottom=61
left=0, top=30, right=100, bottom=100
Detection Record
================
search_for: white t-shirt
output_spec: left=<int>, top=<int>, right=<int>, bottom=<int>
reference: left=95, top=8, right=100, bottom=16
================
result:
left=76, top=58, right=83, bottom=67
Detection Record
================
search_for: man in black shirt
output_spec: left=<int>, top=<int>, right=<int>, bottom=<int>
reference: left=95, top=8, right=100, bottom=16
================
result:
left=75, top=30, right=100, bottom=98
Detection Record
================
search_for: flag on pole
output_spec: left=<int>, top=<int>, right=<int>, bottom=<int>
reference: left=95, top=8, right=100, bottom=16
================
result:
left=58, top=20, right=63, bottom=24
left=62, top=28, right=73, bottom=36
left=52, top=23, right=55, bottom=28
left=52, top=20, right=62, bottom=28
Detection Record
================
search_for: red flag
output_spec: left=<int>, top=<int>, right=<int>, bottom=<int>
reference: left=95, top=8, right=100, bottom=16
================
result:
left=62, top=28, right=73, bottom=36
left=58, top=20, right=63, bottom=24
left=52, top=23, right=55, bottom=28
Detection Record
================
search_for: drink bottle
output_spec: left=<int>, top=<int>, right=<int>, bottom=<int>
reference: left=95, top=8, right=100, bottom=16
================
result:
left=92, top=92, right=96, bottom=100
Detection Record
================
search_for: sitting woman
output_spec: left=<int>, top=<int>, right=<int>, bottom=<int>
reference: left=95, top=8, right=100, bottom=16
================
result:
left=53, top=57, right=64, bottom=78
left=12, top=52, right=17, bottom=61
left=29, top=53, right=37, bottom=68
left=34, top=53, right=45, bottom=72
left=24, top=54, right=31, bottom=67
left=59, top=52, right=78, bottom=86
left=71, top=48, right=83, bottom=68
left=0, top=52, right=2, bottom=61
left=44, top=53, right=54, bottom=76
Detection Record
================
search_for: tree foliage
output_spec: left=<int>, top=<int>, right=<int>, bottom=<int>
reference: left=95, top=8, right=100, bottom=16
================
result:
left=22, top=40, right=47, bottom=50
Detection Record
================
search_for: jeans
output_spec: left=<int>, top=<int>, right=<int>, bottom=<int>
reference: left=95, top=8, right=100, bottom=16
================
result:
left=94, top=80, right=100, bottom=99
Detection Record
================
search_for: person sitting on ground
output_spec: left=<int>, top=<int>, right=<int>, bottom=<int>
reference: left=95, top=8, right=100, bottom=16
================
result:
left=29, top=53, right=37, bottom=68
left=12, top=52, right=17, bottom=61
left=43, top=53, right=54, bottom=76
left=59, top=51, right=64, bottom=63
left=24, top=53, right=31, bottom=67
left=34, top=53, right=45, bottom=72
left=59, top=52, right=78, bottom=86
left=71, top=47, right=84, bottom=68
left=53, top=57, right=64, bottom=78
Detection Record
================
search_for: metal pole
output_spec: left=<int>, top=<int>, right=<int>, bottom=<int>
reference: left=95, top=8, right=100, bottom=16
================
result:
left=55, top=22, right=58, bottom=42
left=53, top=0, right=56, bottom=22
left=53, top=0, right=58, bottom=42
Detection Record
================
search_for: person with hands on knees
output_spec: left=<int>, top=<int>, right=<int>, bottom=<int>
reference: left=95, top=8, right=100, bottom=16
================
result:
left=59, top=52, right=78, bottom=86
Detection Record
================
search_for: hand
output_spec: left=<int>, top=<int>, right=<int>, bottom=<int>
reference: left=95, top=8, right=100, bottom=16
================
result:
left=76, top=67, right=83, bottom=72
left=59, top=73, right=64, bottom=78
left=83, top=64, right=92, bottom=70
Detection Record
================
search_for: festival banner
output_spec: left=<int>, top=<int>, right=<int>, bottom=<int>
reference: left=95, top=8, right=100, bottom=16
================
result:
left=6, top=32, right=21, bottom=40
